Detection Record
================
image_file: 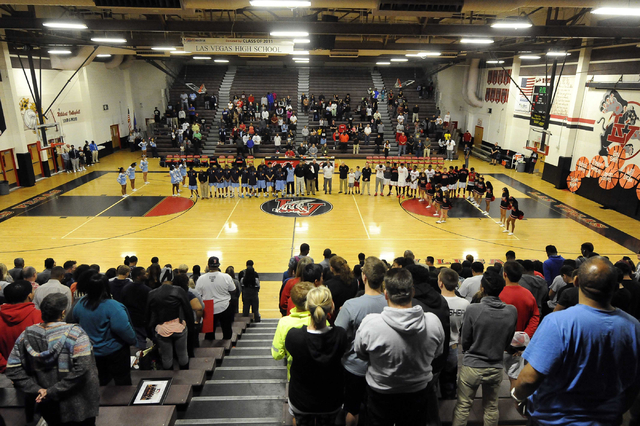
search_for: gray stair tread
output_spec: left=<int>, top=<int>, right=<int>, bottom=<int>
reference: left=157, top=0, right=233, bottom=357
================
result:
left=235, top=340, right=272, bottom=348
left=213, top=367, right=287, bottom=380
left=222, top=358, right=283, bottom=367
left=199, top=382, right=286, bottom=397
left=184, top=398, right=284, bottom=420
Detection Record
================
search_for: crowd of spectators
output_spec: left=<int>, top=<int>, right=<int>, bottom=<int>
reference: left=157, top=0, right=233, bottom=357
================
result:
left=1, top=241, right=639, bottom=425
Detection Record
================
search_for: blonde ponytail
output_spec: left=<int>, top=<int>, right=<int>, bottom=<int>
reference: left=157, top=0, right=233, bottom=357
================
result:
left=305, top=286, right=333, bottom=329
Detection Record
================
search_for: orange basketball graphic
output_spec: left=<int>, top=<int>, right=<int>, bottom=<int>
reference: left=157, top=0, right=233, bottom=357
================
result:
left=589, top=156, right=606, bottom=178
left=598, top=163, right=620, bottom=190
left=608, top=145, right=627, bottom=168
left=567, top=171, right=582, bottom=193
left=619, top=164, right=640, bottom=189
left=575, top=156, right=591, bottom=178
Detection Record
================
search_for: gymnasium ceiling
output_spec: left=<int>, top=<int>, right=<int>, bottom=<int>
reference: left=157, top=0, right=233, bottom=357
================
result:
left=1, top=1, right=640, bottom=66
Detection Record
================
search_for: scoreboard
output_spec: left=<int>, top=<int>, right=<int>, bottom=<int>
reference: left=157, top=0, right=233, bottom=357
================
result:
left=529, top=85, right=548, bottom=128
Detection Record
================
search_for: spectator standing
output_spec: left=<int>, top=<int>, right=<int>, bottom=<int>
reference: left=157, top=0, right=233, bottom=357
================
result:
left=36, top=258, right=55, bottom=285
left=339, top=161, right=349, bottom=194
left=195, top=257, right=236, bottom=340
left=71, top=272, right=136, bottom=385
left=241, top=265, right=261, bottom=322
left=122, top=267, right=151, bottom=350
left=272, top=282, right=315, bottom=380
left=323, top=161, right=334, bottom=194
left=519, top=260, right=548, bottom=314
left=0, top=281, right=42, bottom=373
left=109, top=265, right=131, bottom=303
left=8, top=258, right=24, bottom=282
left=335, top=257, right=388, bottom=426
left=33, top=267, right=72, bottom=312
left=512, top=257, right=640, bottom=425
left=285, top=286, right=347, bottom=425
left=355, top=268, right=445, bottom=426
left=325, top=256, right=358, bottom=317
left=7, top=293, right=100, bottom=426
left=458, top=262, right=484, bottom=302
left=542, top=245, right=565, bottom=287
left=439, top=268, right=470, bottom=400
left=452, top=270, right=518, bottom=425
left=499, top=261, right=540, bottom=385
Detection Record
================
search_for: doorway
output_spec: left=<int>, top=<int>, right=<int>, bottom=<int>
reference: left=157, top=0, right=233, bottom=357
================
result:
left=28, top=143, right=43, bottom=177
left=0, top=149, right=18, bottom=186
left=110, top=125, right=121, bottom=149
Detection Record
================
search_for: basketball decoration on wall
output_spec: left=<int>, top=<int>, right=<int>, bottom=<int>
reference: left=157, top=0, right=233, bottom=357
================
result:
left=575, top=156, right=591, bottom=178
left=589, top=155, right=606, bottom=178
left=619, top=164, right=640, bottom=189
left=607, top=145, right=627, bottom=169
left=567, top=171, right=582, bottom=193
left=598, top=163, right=620, bottom=190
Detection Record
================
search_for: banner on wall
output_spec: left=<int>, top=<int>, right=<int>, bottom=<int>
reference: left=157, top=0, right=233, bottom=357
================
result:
left=55, top=103, right=82, bottom=124
left=182, top=37, right=295, bottom=54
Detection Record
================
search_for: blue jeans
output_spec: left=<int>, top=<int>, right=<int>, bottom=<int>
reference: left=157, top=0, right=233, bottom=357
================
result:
left=439, top=346, right=458, bottom=399
left=398, top=144, right=406, bottom=156
left=156, top=328, right=188, bottom=370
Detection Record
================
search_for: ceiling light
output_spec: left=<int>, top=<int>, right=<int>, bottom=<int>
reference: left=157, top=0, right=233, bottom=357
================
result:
left=292, top=57, right=309, bottom=61
left=519, top=55, right=541, bottom=60
left=214, top=59, right=229, bottom=63
left=486, top=60, right=505, bottom=64
left=390, top=58, right=408, bottom=62
left=376, top=62, right=391, bottom=65
left=293, top=39, right=310, bottom=44
left=151, top=46, right=176, bottom=51
left=193, top=56, right=211, bottom=60
left=43, top=22, right=87, bottom=30
left=491, top=21, right=532, bottom=29
left=251, top=1, right=311, bottom=7
left=547, top=51, right=570, bottom=57
left=271, top=31, right=309, bottom=37
left=592, top=7, right=640, bottom=16
left=171, top=51, right=192, bottom=55
left=406, top=52, right=441, bottom=57
left=96, top=54, right=112, bottom=58
left=91, top=37, right=127, bottom=43
left=294, top=60, right=309, bottom=63
left=48, top=50, right=72, bottom=55
left=290, top=50, right=309, bottom=55
left=460, top=38, right=494, bottom=44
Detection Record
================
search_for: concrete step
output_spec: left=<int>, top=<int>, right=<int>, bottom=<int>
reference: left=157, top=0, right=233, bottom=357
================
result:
left=212, top=366, right=287, bottom=381
left=181, top=396, right=285, bottom=421
left=199, top=380, right=287, bottom=397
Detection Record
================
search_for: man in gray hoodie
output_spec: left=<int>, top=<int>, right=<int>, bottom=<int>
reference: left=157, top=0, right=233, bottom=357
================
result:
left=452, top=269, right=518, bottom=426
left=355, top=268, right=445, bottom=425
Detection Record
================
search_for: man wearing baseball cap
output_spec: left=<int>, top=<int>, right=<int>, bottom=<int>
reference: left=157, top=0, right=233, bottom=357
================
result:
left=195, top=256, right=237, bottom=340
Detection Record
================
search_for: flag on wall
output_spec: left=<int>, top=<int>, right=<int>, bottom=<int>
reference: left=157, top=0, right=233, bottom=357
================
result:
left=520, top=77, right=536, bottom=98
left=127, top=108, right=132, bottom=133
left=198, top=84, right=207, bottom=94
left=133, top=112, right=137, bottom=130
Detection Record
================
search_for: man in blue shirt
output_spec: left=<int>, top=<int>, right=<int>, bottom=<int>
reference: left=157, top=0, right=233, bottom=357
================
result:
left=512, top=257, right=640, bottom=426
left=542, top=245, right=565, bottom=287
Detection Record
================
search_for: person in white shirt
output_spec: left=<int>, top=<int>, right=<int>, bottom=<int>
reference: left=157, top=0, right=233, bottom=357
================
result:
left=273, top=134, right=282, bottom=154
left=397, top=114, right=404, bottom=124
left=373, top=111, right=381, bottom=122
left=425, top=165, right=435, bottom=183
left=32, top=266, right=72, bottom=312
left=444, top=111, right=451, bottom=127
left=180, top=93, right=188, bottom=110
left=364, top=124, right=372, bottom=145
left=323, top=161, right=334, bottom=194
left=397, top=163, right=409, bottom=198
left=458, top=262, right=484, bottom=302
left=438, top=268, right=470, bottom=399
left=374, top=163, right=386, bottom=196
left=253, top=134, right=261, bottom=154
left=302, top=126, right=309, bottom=142
left=446, top=139, right=456, bottom=161
left=195, top=257, right=237, bottom=340
left=178, top=108, right=186, bottom=123
left=261, top=109, right=269, bottom=121
left=409, top=166, right=420, bottom=198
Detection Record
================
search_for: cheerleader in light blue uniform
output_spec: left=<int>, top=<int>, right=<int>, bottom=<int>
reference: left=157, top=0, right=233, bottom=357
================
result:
left=127, top=162, right=137, bottom=192
left=179, top=161, right=187, bottom=187
left=117, top=167, right=128, bottom=197
left=138, top=139, right=148, bottom=157
left=140, top=156, right=149, bottom=184
left=170, top=165, right=181, bottom=196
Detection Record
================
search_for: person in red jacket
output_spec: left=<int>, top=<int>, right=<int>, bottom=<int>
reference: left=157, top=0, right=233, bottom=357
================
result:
left=498, top=261, right=540, bottom=386
left=0, top=280, right=42, bottom=372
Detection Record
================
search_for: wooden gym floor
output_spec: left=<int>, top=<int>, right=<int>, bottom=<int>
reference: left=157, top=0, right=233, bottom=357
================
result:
left=0, top=150, right=637, bottom=318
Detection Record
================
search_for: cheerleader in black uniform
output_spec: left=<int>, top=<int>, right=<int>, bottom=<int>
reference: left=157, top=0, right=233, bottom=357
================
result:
left=505, top=196, right=523, bottom=236
left=499, top=188, right=510, bottom=227
left=473, top=176, right=486, bottom=207
left=483, top=180, right=494, bottom=216
left=425, top=180, right=435, bottom=209
left=433, top=184, right=444, bottom=217
left=418, top=171, right=428, bottom=201
left=436, top=193, right=452, bottom=224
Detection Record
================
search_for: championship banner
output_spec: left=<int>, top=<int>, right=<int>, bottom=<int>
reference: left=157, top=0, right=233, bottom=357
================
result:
left=182, top=38, right=295, bottom=54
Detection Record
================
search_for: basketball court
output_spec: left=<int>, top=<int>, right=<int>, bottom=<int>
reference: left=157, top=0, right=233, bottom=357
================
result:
left=1, top=150, right=636, bottom=318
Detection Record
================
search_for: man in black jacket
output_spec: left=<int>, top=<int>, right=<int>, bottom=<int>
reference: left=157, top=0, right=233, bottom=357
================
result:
left=294, top=162, right=306, bottom=196
left=122, top=267, right=151, bottom=349
left=361, top=162, right=372, bottom=195
left=339, top=162, right=349, bottom=194
left=305, top=160, right=317, bottom=196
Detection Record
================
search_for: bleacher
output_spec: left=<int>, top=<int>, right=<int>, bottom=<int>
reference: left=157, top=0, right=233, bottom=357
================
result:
left=472, top=140, right=515, bottom=166
left=155, top=66, right=228, bottom=158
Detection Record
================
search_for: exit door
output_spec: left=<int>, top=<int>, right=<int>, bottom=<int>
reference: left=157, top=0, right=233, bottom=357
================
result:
left=111, top=125, right=121, bottom=149
left=0, top=149, right=18, bottom=186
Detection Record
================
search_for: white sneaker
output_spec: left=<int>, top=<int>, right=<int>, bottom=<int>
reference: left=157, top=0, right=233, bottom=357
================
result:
left=503, top=229, right=509, bottom=233
left=483, top=211, right=489, bottom=216
left=426, top=205, right=431, bottom=208
left=436, top=220, right=442, bottom=224
left=132, top=188, right=138, bottom=192
left=500, top=224, right=505, bottom=227
left=495, top=221, right=501, bottom=224
left=433, top=213, right=439, bottom=216
left=145, top=182, right=150, bottom=184
left=123, top=194, right=129, bottom=198
left=508, top=232, right=514, bottom=236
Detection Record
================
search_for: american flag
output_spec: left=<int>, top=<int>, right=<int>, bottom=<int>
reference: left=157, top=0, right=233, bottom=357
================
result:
left=520, top=77, right=536, bottom=98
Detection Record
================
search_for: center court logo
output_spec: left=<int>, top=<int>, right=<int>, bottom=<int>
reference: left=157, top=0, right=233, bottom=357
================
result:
left=261, top=198, right=333, bottom=217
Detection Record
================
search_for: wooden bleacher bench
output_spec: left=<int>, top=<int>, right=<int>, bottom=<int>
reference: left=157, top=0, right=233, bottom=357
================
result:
left=198, top=337, right=233, bottom=353
left=129, top=370, right=206, bottom=388
left=0, top=406, right=178, bottom=426
left=99, top=385, right=192, bottom=408
left=194, top=347, right=225, bottom=362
